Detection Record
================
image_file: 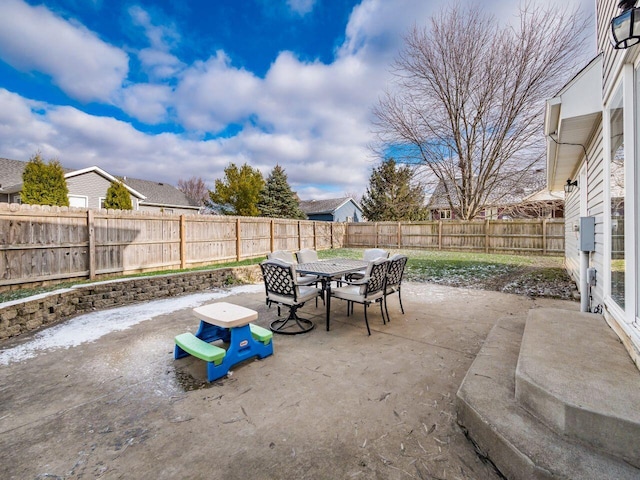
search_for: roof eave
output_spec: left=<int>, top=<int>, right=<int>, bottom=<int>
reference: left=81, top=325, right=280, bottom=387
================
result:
left=545, top=55, right=603, bottom=192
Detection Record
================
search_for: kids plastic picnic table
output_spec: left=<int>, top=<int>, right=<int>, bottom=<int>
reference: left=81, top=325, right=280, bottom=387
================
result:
left=174, top=302, right=274, bottom=382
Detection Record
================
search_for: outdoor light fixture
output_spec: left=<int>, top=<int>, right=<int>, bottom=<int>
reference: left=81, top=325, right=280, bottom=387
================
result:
left=611, top=0, right=640, bottom=49
left=564, top=178, right=578, bottom=194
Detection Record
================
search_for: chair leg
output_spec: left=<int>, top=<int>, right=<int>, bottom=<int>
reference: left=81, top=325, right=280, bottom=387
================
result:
left=384, top=296, right=391, bottom=323
left=379, top=299, right=386, bottom=325
left=363, top=304, right=371, bottom=336
left=398, top=288, right=405, bottom=314
left=270, top=304, right=314, bottom=335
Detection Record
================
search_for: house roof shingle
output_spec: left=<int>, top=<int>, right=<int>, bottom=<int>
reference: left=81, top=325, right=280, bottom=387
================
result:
left=299, top=197, right=354, bottom=215
left=123, top=177, right=198, bottom=207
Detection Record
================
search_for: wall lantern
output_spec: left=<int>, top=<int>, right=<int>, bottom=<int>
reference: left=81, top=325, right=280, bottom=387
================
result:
left=564, top=178, right=578, bottom=194
left=611, top=0, right=640, bottom=49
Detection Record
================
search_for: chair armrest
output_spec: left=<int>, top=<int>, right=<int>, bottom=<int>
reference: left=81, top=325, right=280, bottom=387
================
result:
left=342, top=275, right=369, bottom=286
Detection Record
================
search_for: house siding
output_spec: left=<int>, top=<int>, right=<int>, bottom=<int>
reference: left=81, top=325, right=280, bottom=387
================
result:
left=587, top=128, right=606, bottom=307
left=66, top=173, right=139, bottom=210
left=599, top=0, right=620, bottom=101
left=307, top=213, right=334, bottom=222
left=333, top=201, right=362, bottom=222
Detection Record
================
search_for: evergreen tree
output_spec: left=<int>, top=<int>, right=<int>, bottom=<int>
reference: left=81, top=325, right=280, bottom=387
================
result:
left=208, top=163, right=265, bottom=216
left=257, top=165, right=306, bottom=219
left=361, top=159, right=428, bottom=221
left=104, top=179, right=133, bottom=210
left=21, top=153, right=69, bottom=207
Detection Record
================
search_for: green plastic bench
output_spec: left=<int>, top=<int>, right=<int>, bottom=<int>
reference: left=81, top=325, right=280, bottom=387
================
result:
left=250, top=324, right=273, bottom=345
left=174, top=332, right=226, bottom=365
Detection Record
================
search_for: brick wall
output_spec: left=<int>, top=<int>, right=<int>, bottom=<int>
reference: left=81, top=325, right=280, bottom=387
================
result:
left=0, top=265, right=262, bottom=340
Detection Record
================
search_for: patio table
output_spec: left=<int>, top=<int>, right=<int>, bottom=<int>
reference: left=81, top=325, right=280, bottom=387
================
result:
left=295, top=258, right=369, bottom=331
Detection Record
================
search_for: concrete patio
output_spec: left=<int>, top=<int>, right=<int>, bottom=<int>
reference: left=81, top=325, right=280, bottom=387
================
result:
left=0, top=281, right=623, bottom=479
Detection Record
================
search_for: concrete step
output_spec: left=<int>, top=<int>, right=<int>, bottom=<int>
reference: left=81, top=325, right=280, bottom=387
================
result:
left=516, top=308, right=640, bottom=468
left=456, top=315, right=640, bottom=480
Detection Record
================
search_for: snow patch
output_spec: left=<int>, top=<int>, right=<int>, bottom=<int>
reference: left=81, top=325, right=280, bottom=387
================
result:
left=0, top=284, right=263, bottom=365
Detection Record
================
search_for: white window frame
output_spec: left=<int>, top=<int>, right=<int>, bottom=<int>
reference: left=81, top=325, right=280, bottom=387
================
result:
left=604, top=65, right=637, bottom=327
left=67, top=195, right=88, bottom=208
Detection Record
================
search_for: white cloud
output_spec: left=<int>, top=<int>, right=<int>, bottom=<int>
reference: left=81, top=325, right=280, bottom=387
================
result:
left=138, top=48, right=184, bottom=80
left=174, top=51, right=261, bottom=132
left=287, top=0, right=317, bottom=16
left=0, top=0, right=128, bottom=103
left=128, top=5, right=184, bottom=80
left=128, top=5, right=180, bottom=51
left=118, top=83, right=173, bottom=124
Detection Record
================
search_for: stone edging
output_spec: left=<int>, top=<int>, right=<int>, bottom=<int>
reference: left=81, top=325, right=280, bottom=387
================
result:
left=0, top=265, right=262, bottom=341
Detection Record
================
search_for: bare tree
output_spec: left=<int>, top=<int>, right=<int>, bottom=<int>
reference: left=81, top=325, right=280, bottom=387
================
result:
left=177, top=176, right=209, bottom=207
left=343, top=191, right=363, bottom=204
left=373, top=3, right=587, bottom=219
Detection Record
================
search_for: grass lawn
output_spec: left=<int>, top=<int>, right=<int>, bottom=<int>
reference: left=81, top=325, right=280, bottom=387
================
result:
left=0, top=248, right=576, bottom=304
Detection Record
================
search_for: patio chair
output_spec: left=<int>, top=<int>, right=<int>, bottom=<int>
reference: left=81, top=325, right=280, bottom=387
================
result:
left=363, top=248, right=389, bottom=261
left=330, top=258, right=389, bottom=335
left=295, top=248, right=319, bottom=264
left=267, top=250, right=318, bottom=287
left=345, top=248, right=390, bottom=281
left=383, top=254, right=408, bottom=322
left=268, top=250, right=296, bottom=263
left=260, top=259, right=322, bottom=335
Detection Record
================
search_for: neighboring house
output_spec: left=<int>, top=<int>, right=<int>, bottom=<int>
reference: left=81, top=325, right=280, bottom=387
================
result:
left=427, top=168, right=563, bottom=220
left=299, top=197, right=363, bottom=222
left=544, top=0, right=639, bottom=368
left=0, top=157, right=200, bottom=215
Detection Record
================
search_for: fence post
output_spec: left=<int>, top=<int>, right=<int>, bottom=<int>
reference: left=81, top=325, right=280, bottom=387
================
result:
left=485, top=219, right=490, bottom=254
left=88, top=209, right=96, bottom=280
left=374, top=222, right=379, bottom=248
left=180, top=215, right=187, bottom=269
left=270, top=219, right=275, bottom=253
left=397, top=222, right=401, bottom=248
left=236, top=217, right=241, bottom=261
left=330, top=222, right=334, bottom=249
left=438, top=221, right=442, bottom=250
left=313, top=221, right=317, bottom=250
left=542, top=219, right=548, bottom=255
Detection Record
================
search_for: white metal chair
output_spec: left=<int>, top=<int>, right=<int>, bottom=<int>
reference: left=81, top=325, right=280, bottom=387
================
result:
left=383, top=254, right=408, bottom=322
left=330, top=258, right=389, bottom=335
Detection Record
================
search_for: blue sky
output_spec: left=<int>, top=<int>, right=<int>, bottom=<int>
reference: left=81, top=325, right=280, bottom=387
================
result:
left=0, top=0, right=595, bottom=200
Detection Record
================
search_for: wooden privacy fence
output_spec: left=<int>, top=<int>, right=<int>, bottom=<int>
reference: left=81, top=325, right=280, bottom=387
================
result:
left=345, top=219, right=564, bottom=256
left=0, top=204, right=345, bottom=288
left=0, top=204, right=564, bottom=288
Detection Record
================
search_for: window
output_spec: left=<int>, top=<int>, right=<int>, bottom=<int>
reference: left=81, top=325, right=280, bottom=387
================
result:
left=68, top=195, right=87, bottom=208
left=439, top=209, right=452, bottom=220
left=12, top=194, right=21, bottom=204
left=609, top=85, right=625, bottom=310
left=99, top=198, right=106, bottom=209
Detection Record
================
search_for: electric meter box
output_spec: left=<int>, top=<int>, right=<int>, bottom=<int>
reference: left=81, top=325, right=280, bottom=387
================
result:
left=580, top=216, right=595, bottom=252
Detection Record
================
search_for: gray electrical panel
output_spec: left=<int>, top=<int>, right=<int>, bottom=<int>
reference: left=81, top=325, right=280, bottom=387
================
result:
left=580, top=216, right=595, bottom=252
